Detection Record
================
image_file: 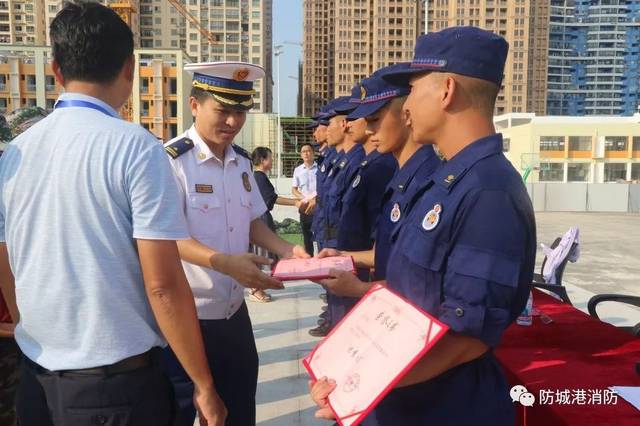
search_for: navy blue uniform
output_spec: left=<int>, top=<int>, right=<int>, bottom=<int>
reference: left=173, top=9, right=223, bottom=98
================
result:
left=370, top=134, right=536, bottom=425
left=312, top=147, right=338, bottom=249
left=328, top=150, right=396, bottom=323
left=373, top=146, right=441, bottom=280
left=323, top=144, right=365, bottom=249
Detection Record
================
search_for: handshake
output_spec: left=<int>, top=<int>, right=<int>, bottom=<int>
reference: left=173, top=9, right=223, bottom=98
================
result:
left=295, top=194, right=317, bottom=215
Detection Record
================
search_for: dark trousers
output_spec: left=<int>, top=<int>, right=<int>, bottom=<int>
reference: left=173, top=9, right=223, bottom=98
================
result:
left=16, top=349, right=175, bottom=426
left=300, top=213, right=315, bottom=256
left=162, top=303, right=259, bottom=426
left=0, top=337, right=20, bottom=426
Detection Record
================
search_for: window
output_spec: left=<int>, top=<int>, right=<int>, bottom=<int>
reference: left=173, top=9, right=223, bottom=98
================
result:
left=604, top=163, right=627, bottom=182
left=502, top=138, right=510, bottom=152
left=539, top=136, right=564, bottom=151
left=567, top=163, right=590, bottom=182
left=633, top=137, right=640, bottom=151
left=0, top=98, right=6, bottom=110
left=169, top=78, right=177, bottom=95
left=539, top=163, right=564, bottom=182
left=568, top=136, right=591, bottom=151
left=605, top=136, right=627, bottom=151
left=632, top=163, right=640, bottom=181
left=169, top=101, right=177, bottom=117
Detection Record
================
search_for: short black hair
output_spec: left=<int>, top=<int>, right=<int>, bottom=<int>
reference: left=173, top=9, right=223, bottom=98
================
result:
left=251, top=146, right=272, bottom=167
left=190, top=86, right=212, bottom=103
left=50, top=2, right=133, bottom=83
left=299, top=142, right=314, bottom=152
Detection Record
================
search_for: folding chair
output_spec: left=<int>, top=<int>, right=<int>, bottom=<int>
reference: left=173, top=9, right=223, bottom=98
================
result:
left=588, top=294, right=640, bottom=337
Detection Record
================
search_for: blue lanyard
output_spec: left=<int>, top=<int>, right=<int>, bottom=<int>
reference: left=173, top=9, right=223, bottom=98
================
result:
left=54, top=99, right=119, bottom=118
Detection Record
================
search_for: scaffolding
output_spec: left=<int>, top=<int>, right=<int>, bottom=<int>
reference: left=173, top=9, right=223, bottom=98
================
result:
left=280, top=116, right=315, bottom=177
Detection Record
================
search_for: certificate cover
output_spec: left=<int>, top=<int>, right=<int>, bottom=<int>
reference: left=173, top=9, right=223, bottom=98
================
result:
left=271, top=256, right=356, bottom=281
left=303, top=284, right=449, bottom=426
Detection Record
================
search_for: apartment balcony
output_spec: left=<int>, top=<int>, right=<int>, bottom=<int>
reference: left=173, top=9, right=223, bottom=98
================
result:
left=540, top=150, right=565, bottom=159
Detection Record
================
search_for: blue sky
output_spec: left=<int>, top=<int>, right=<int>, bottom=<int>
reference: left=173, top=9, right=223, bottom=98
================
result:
left=272, top=0, right=302, bottom=116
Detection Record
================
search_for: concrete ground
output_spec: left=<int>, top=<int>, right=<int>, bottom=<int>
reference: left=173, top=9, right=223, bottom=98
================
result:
left=243, top=211, right=640, bottom=425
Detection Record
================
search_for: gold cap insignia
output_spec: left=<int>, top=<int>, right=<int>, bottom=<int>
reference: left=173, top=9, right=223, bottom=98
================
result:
left=233, top=68, right=250, bottom=81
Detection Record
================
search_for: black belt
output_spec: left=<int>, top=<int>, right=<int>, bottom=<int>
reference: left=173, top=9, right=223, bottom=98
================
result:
left=25, top=350, right=153, bottom=376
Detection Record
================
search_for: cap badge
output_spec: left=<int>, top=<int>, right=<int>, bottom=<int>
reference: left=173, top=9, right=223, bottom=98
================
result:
left=233, top=68, right=250, bottom=81
left=422, top=203, right=442, bottom=231
left=360, top=86, right=367, bottom=101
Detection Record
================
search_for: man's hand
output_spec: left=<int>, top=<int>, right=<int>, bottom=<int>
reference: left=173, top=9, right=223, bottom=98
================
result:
left=296, top=199, right=309, bottom=211
left=194, top=385, right=227, bottom=426
left=215, top=253, right=284, bottom=290
left=308, top=378, right=337, bottom=420
left=282, top=244, right=312, bottom=260
left=316, top=248, right=342, bottom=259
left=303, top=197, right=317, bottom=215
left=317, top=269, right=371, bottom=298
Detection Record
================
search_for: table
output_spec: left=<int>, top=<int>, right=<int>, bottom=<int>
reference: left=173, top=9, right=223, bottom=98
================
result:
left=495, top=289, right=640, bottom=426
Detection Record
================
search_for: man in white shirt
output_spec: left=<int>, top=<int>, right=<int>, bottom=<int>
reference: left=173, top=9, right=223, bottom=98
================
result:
left=163, top=62, right=309, bottom=426
left=292, top=142, right=318, bottom=255
left=0, top=3, right=223, bottom=425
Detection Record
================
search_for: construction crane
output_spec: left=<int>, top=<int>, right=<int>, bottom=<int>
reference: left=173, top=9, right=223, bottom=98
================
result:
left=165, top=0, right=218, bottom=46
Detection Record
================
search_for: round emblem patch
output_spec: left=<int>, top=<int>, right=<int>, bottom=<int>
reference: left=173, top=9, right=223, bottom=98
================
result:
left=390, top=202, right=401, bottom=223
left=242, top=172, right=252, bottom=192
left=352, top=174, right=361, bottom=188
left=421, top=203, right=442, bottom=231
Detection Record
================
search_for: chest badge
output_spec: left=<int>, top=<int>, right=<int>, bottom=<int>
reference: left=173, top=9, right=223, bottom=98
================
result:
left=197, top=152, right=206, bottom=160
left=195, top=184, right=213, bottom=193
left=352, top=174, right=361, bottom=188
left=390, top=202, right=401, bottom=223
left=321, top=164, right=326, bottom=173
left=421, top=203, right=442, bottom=231
left=242, top=172, right=252, bottom=192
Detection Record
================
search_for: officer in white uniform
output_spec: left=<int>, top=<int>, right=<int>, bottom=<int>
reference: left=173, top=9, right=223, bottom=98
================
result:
left=162, top=62, right=309, bottom=426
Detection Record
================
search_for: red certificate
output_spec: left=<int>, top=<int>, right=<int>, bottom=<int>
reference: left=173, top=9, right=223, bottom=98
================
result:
left=303, top=284, right=449, bottom=426
left=271, top=256, right=355, bottom=281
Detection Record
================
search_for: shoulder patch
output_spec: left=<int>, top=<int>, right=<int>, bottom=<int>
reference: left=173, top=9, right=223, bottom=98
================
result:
left=232, top=144, right=251, bottom=161
left=165, top=137, right=194, bottom=159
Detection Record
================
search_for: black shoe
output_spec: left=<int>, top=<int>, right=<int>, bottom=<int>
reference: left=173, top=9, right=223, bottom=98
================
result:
left=317, top=317, right=329, bottom=326
left=321, top=305, right=328, bottom=312
left=319, top=293, right=327, bottom=303
left=319, top=311, right=329, bottom=320
left=309, top=322, right=331, bottom=337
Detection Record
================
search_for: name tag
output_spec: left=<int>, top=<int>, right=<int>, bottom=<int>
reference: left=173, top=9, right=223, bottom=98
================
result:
left=195, top=184, right=213, bottom=193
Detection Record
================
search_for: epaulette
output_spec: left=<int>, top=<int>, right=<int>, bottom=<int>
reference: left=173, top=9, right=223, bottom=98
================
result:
left=232, top=144, right=251, bottom=161
left=164, top=137, right=194, bottom=159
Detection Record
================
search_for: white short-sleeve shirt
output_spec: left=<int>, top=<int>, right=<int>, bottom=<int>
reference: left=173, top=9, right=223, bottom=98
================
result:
left=165, top=126, right=267, bottom=319
left=0, top=93, right=189, bottom=371
left=292, top=162, right=318, bottom=197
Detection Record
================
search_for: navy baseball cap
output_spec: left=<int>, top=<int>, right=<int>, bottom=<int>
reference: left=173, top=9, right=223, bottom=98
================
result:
left=347, top=63, right=411, bottom=120
left=325, top=96, right=352, bottom=118
left=383, top=26, right=509, bottom=87
left=333, top=85, right=361, bottom=114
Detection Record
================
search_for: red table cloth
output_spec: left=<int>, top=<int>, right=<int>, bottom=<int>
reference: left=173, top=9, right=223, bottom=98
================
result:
left=495, top=289, right=640, bottom=426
